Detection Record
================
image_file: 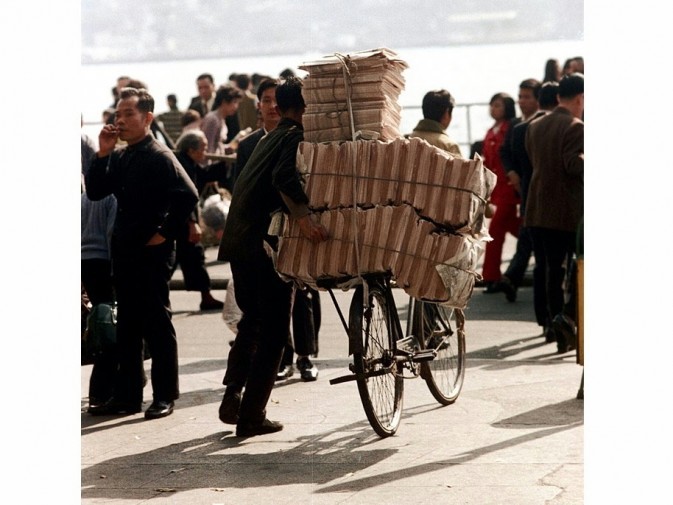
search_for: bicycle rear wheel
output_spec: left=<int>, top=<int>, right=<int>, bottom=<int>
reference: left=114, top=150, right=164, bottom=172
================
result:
left=412, top=300, right=465, bottom=405
left=349, top=282, right=404, bottom=437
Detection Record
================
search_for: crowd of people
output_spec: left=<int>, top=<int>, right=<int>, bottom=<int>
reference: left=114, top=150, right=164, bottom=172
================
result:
left=80, top=54, right=584, bottom=436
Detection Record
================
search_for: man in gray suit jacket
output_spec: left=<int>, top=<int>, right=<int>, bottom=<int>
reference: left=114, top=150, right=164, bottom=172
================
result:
left=524, top=73, right=584, bottom=354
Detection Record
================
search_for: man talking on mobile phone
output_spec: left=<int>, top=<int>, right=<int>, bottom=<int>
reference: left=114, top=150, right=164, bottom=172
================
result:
left=85, top=87, right=199, bottom=420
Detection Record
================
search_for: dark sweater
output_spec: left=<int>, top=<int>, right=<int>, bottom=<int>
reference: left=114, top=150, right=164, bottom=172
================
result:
left=85, top=134, right=198, bottom=251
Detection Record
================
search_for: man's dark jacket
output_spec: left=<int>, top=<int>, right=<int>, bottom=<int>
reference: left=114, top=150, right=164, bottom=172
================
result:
left=217, top=118, right=308, bottom=262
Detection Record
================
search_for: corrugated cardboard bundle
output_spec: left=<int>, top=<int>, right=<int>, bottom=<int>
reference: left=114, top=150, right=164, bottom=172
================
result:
left=298, top=137, right=496, bottom=238
left=275, top=205, right=483, bottom=308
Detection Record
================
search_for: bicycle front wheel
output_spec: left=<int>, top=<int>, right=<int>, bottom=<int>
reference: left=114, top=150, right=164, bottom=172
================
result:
left=349, top=282, right=403, bottom=437
left=412, top=300, right=465, bottom=405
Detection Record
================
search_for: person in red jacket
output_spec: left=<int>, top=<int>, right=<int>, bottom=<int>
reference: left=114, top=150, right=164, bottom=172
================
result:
left=480, top=92, right=519, bottom=293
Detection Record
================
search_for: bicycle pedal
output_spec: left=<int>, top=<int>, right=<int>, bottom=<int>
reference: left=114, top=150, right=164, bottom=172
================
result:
left=411, top=350, right=436, bottom=362
left=395, top=335, right=420, bottom=353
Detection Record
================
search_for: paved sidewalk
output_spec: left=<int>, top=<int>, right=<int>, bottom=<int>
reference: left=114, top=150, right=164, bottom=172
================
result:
left=81, top=239, right=584, bottom=504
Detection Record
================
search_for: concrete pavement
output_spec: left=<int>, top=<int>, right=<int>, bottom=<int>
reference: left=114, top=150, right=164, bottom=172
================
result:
left=81, top=237, right=584, bottom=504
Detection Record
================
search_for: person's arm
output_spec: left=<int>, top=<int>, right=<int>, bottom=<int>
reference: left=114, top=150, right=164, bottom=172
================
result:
left=272, top=132, right=328, bottom=243
left=85, top=125, right=118, bottom=201
left=271, top=131, right=309, bottom=205
left=105, top=196, right=117, bottom=253
left=562, top=121, right=584, bottom=177
left=279, top=192, right=327, bottom=243
left=201, top=114, right=220, bottom=154
left=148, top=154, right=199, bottom=245
left=499, top=123, right=515, bottom=173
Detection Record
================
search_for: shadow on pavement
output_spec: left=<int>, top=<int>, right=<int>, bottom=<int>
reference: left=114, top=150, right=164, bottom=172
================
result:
left=81, top=418, right=398, bottom=501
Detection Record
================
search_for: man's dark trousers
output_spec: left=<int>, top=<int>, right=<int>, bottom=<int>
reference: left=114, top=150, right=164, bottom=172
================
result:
left=112, top=239, right=179, bottom=406
left=223, top=252, right=293, bottom=423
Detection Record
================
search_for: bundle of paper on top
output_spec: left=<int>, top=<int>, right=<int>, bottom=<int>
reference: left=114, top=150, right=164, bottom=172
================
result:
left=299, top=48, right=408, bottom=143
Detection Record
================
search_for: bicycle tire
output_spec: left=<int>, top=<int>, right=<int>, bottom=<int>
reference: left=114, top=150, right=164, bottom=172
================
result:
left=412, top=300, right=465, bottom=405
left=349, top=282, right=404, bottom=437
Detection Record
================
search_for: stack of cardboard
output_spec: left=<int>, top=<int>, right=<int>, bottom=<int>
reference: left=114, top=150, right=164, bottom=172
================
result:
left=298, top=137, right=495, bottom=238
left=276, top=205, right=484, bottom=308
left=274, top=48, right=495, bottom=308
left=299, top=48, right=408, bottom=143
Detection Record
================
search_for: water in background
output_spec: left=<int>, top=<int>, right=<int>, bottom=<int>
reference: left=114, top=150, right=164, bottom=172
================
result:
left=81, top=39, right=584, bottom=152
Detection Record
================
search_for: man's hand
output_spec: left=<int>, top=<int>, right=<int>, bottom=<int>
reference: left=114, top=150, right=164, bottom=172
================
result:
left=98, top=124, right=119, bottom=158
left=187, top=221, right=202, bottom=244
left=146, top=232, right=167, bottom=246
left=297, top=214, right=328, bottom=243
left=506, top=170, right=521, bottom=195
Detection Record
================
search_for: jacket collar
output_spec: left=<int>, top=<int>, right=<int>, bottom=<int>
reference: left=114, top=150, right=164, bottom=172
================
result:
left=126, top=133, right=154, bottom=152
left=412, top=118, right=445, bottom=134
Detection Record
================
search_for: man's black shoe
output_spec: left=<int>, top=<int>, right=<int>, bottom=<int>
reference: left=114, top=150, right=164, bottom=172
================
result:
left=544, top=326, right=556, bottom=343
left=200, top=299, right=224, bottom=311
left=296, top=357, right=318, bottom=382
left=552, top=314, right=577, bottom=354
left=144, top=400, right=174, bottom=419
left=483, top=282, right=502, bottom=294
left=236, top=418, right=283, bottom=437
left=87, top=398, right=142, bottom=416
left=499, top=276, right=517, bottom=302
left=218, top=392, right=241, bottom=424
left=276, top=364, right=294, bottom=381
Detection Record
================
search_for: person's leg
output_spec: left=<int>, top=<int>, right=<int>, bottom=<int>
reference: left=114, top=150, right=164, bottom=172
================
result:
left=102, top=252, right=147, bottom=409
left=291, top=286, right=319, bottom=381
left=236, top=255, right=292, bottom=428
left=82, top=259, right=117, bottom=406
left=544, top=230, right=577, bottom=352
left=504, top=225, right=533, bottom=285
left=482, top=205, right=509, bottom=286
left=276, top=343, right=295, bottom=380
left=141, top=241, right=180, bottom=405
left=529, top=227, right=551, bottom=333
left=176, top=235, right=222, bottom=310
left=291, top=287, right=318, bottom=357
left=543, top=229, right=575, bottom=321
left=222, top=260, right=262, bottom=390
left=311, top=288, right=321, bottom=356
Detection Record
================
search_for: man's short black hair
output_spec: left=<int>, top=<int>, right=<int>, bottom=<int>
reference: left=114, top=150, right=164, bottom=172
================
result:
left=538, top=81, right=560, bottom=109
left=235, top=73, right=251, bottom=91
left=197, top=73, right=214, bottom=84
left=275, top=77, right=305, bottom=113
left=119, top=87, right=154, bottom=113
left=558, top=73, right=584, bottom=99
left=519, top=78, right=542, bottom=98
left=421, top=90, right=455, bottom=123
left=256, top=78, right=278, bottom=101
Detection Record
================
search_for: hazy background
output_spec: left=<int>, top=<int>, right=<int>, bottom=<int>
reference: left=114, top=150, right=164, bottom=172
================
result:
left=81, top=0, right=583, bottom=64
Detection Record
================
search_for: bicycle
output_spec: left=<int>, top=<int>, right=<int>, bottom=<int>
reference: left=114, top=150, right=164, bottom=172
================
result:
left=324, top=272, right=466, bottom=438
